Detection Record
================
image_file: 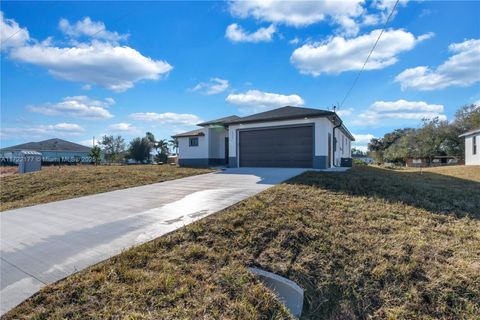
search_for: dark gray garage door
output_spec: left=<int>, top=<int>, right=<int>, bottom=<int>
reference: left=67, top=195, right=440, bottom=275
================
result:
left=239, top=126, right=313, bottom=168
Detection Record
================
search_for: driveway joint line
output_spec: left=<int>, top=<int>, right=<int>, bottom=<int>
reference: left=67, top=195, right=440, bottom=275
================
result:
left=1, top=257, right=47, bottom=285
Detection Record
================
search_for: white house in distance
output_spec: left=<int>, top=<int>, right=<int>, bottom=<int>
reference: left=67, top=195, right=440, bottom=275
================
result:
left=172, top=106, right=354, bottom=169
left=460, top=127, right=480, bottom=165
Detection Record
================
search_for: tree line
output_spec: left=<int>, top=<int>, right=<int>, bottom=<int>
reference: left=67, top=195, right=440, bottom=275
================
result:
left=368, top=104, right=480, bottom=164
left=89, top=132, right=178, bottom=164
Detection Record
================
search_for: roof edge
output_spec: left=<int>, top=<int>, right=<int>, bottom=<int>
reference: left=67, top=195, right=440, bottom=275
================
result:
left=225, top=112, right=335, bottom=125
left=459, top=128, right=480, bottom=137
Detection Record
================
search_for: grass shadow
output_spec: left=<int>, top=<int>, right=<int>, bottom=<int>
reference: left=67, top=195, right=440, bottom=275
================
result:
left=286, top=165, right=480, bottom=219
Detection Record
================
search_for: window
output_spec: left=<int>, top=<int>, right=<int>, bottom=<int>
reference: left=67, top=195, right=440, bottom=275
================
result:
left=189, top=137, right=199, bottom=147
left=473, top=136, right=477, bottom=155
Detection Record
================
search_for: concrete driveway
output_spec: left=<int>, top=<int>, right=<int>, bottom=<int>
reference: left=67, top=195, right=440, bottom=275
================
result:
left=0, top=167, right=306, bottom=315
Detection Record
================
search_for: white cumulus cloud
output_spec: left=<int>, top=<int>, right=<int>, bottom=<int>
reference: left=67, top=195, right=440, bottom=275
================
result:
left=336, top=107, right=354, bottom=117
left=27, top=96, right=114, bottom=120
left=228, top=0, right=407, bottom=37
left=10, top=42, right=173, bottom=92
left=395, top=38, right=480, bottom=91
left=3, top=15, right=172, bottom=92
left=229, top=0, right=364, bottom=33
left=353, top=133, right=376, bottom=143
left=291, top=29, right=432, bottom=76
left=354, top=99, right=446, bottom=125
left=59, top=17, right=128, bottom=42
left=226, top=89, right=304, bottom=113
left=0, top=11, right=29, bottom=51
left=225, top=23, right=276, bottom=43
left=190, top=78, right=230, bottom=95
left=130, top=112, right=202, bottom=126
left=108, top=122, right=137, bottom=132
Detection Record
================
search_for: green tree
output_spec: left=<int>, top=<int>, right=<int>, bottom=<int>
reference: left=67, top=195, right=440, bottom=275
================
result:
left=128, top=137, right=152, bottom=163
left=89, top=145, right=102, bottom=165
left=156, top=139, right=169, bottom=155
left=367, top=104, right=480, bottom=165
left=442, top=104, right=480, bottom=157
left=154, top=152, right=168, bottom=164
left=145, top=132, right=156, bottom=145
left=454, top=104, right=480, bottom=132
left=368, top=128, right=414, bottom=163
left=152, top=139, right=169, bottom=164
left=169, top=138, right=178, bottom=155
left=413, top=117, right=451, bottom=163
left=383, top=133, right=415, bottom=164
left=99, top=135, right=126, bottom=163
left=351, top=147, right=367, bottom=157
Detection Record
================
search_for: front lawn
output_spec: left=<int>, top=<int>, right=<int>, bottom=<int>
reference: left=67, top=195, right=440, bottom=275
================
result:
left=4, top=165, right=480, bottom=319
left=0, top=165, right=213, bottom=211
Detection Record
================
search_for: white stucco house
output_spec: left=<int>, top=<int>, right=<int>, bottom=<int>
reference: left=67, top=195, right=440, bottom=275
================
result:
left=459, top=127, right=480, bottom=165
left=172, top=106, right=354, bottom=169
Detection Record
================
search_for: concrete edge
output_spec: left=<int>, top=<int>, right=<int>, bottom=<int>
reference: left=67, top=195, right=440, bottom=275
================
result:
left=249, top=267, right=304, bottom=318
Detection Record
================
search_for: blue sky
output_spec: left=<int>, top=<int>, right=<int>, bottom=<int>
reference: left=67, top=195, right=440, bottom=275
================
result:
left=1, top=0, right=479, bottom=151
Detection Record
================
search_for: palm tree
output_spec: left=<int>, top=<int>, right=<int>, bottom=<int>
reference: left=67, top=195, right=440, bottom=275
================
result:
left=169, top=138, right=178, bottom=155
left=156, top=139, right=169, bottom=155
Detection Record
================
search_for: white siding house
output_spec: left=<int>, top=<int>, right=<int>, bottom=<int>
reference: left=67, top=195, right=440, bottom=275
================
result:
left=460, top=128, right=480, bottom=165
left=173, top=106, right=354, bottom=169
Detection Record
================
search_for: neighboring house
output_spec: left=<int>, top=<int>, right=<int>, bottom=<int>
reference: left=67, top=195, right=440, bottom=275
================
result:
left=406, top=156, right=463, bottom=167
left=459, top=127, right=480, bottom=165
left=0, top=138, right=92, bottom=164
left=172, top=106, right=354, bottom=169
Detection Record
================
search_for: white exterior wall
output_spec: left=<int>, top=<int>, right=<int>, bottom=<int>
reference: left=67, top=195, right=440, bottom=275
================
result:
left=334, top=128, right=352, bottom=166
left=464, top=133, right=480, bottom=165
left=177, top=129, right=208, bottom=159
left=208, top=127, right=228, bottom=159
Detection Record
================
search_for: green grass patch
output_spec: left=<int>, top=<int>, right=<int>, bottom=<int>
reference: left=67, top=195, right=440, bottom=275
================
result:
left=3, top=165, right=480, bottom=319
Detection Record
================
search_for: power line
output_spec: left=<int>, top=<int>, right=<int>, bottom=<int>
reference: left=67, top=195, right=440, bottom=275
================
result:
left=88, top=11, right=134, bottom=40
left=1, top=2, right=60, bottom=48
left=339, top=0, right=400, bottom=108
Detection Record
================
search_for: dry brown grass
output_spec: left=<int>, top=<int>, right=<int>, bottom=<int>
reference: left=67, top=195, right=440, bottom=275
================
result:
left=403, top=165, right=480, bottom=182
left=3, top=165, right=480, bottom=319
left=0, top=166, right=17, bottom=177
left=0, top=165, right=213, bottom=211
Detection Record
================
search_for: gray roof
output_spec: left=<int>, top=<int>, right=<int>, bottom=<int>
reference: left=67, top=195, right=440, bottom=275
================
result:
left=173, top=106, right=355, bottom=140
left=0, top=138, right=91, bottom=152
left=172, top=128, right=205, bottom=138
left=197, top=115, right=241, bottom=127
left=225, top=106, right=335, bottom=125
left=459, top=127, right=480, bottom=137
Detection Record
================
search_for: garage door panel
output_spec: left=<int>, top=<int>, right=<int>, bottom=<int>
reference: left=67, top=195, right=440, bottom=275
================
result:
left=239, top=126, right=313, bottom=168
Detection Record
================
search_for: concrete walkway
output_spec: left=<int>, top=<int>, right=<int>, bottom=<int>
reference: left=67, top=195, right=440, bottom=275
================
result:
left=0, top=167, right=307, bottom=315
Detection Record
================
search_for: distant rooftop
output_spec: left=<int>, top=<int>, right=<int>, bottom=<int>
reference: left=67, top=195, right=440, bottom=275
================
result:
left=0, top=138, right=91, bottom=152
left=172, top=128, right=205, bottom=138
